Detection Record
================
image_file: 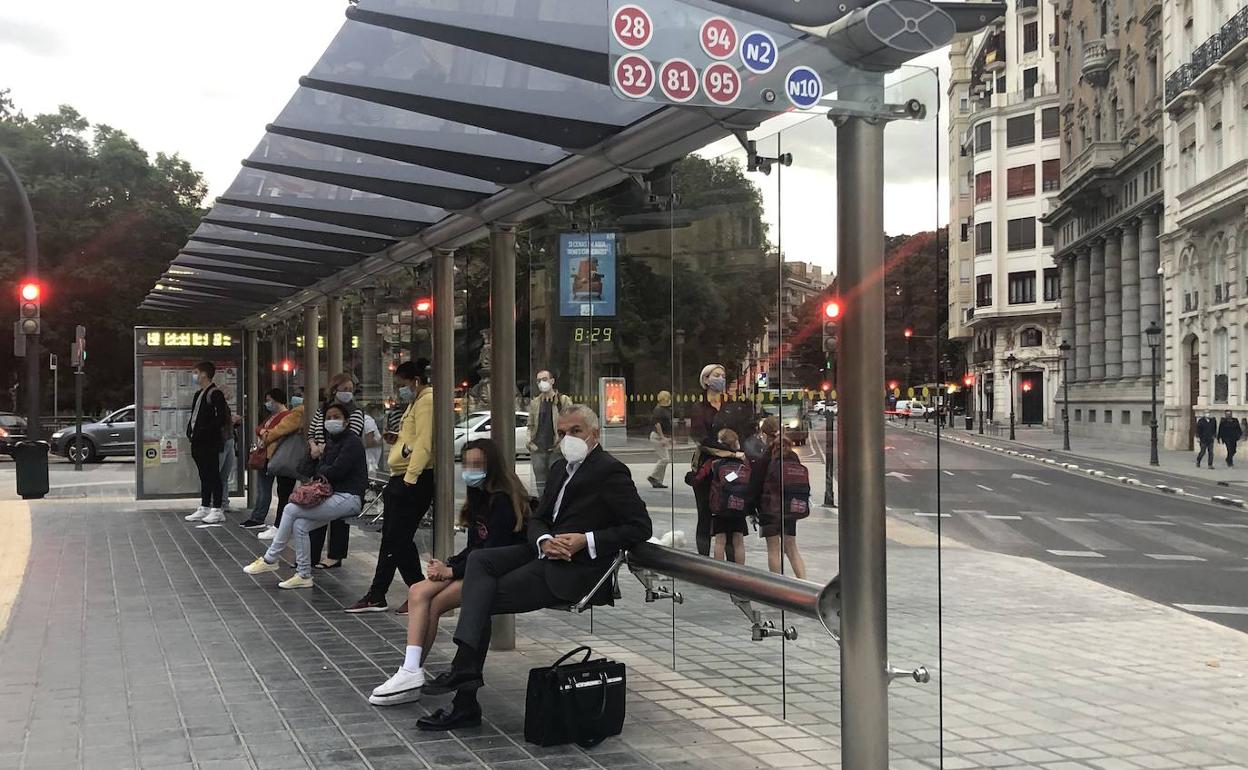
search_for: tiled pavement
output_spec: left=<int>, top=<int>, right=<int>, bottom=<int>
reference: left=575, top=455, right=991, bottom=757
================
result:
left=1, top=493, right=1248, bottom=769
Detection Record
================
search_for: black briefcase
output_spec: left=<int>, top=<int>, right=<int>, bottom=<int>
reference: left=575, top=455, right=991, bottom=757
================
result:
left=524, top=646, right=626, bottom=749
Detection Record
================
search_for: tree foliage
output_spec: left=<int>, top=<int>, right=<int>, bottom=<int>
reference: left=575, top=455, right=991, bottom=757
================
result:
left=0, top=90, right=207, bottom=414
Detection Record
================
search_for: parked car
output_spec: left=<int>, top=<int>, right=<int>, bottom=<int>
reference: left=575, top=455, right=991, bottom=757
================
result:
left=814, top=400, right=838, bottom=416
left=50, top=405, right=136, bottom=463
left=0, top=413, right=28, bottom=456
left=454, top=411, right=530, bottom=459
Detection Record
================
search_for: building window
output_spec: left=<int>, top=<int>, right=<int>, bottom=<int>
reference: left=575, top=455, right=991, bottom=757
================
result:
left=1024, top=22, right=1039, bottom=53
left=1042, top=225, right=1055, bottom=247
left=1007, top=217, right=1037, bottom=251
left=1214, top=327, right=1229, bottom=404
left=974, top=122, right=992, bottom=153
left=1009, top=272, right=1037, bottom=304
left=976, top=274, right=993, bottom=307
left=1104, top=410, right=1113, bottom=424
left=1043, top=267, right=1060, bottom=300
left=1023, top=67, right=1039, bottom=99
left=1122, top=411, right=1131, bottom=425
left=1075, top=408, right=1082, bottom=421
left=976, top=222, right=993, bottom=255
left=1179, top=125, right=1197, bottom=189
left=976, top=171, right=993, bottom=203
left=1007, top=165, right=1036, bottom=198
left=997, top=75, right=1007, bottom=94
left=1209, top=103, right=1223, bottom=173
left=1020, top=327, right=1043, bottom=346
left=1212, top=246, right=1229, bottom=303
left=1142, top=410, right=1151, bottom=424
left=960, top=221, right=970, bottom=242
left=1089, top=409, right=1097, bottom=423
left=1007, top=115, right=1036, bottom=147
left=1100, top=1, right=1109, bottom=35
left=1041, top=107, right=1060, bottom=139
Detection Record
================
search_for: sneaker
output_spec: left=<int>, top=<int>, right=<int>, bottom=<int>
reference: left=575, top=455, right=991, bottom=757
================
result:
left=278, top=575, right=314, bottom=590
left=344, top=597, right=388, bottom=614
left=243, top=557, right=279, bottom=575
left=369, top=667, right=425, bottom=705
left=185, top=507, right=209, bottom=522
left=394, top=601, right=409, bottom=616
left=257, top=525, right=278, bottom=541
left=240, top=519, right=267, bottom=530
left=202, top=508, right=226, bottom=524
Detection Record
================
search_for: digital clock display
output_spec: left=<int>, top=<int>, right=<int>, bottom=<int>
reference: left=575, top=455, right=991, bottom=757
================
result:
left=573, top=325, right=614, bottom=344
left=145, top=331, right=235, bottom=347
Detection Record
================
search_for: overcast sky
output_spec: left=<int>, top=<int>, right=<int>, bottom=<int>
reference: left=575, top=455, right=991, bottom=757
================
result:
left=1, top=2, right=949, bottom=274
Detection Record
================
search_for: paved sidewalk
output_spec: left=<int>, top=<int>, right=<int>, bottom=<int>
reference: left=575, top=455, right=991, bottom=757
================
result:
left=0, top=493, right=1246, bottom=769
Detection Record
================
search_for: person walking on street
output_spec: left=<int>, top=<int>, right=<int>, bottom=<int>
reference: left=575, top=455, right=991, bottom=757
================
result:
left=526, top=369, right=571, bottom=495
left=346, top=359, right=435, bottom=614
left=1196, top=411, right=1217, bottom=468
left=647, top=391, right=673, bottom=489
left=1218, top=410, right=1242, bottom=468
left=186, top=362, right=232, bottom=524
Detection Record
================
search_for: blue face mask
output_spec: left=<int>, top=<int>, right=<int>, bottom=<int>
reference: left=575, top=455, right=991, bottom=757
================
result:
left=462, top=469, right=487, bottom=488
left=265, top=401, right=278, bottom=413
left=398, top=385, right=415, bottom=403
left=290, top=396, right=304, bottom=407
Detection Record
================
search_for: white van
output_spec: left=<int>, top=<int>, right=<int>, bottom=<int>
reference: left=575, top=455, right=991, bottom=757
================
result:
left=892, top=400, right=929, bottom=418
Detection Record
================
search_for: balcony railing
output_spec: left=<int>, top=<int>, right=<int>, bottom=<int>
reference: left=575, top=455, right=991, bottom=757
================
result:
left=1164, top=9, right=1248, bottom=110
left=1192, top=34, right=1226, bottom=78
left=1165, top=63, right=1195, bottom=104
left=1222, top=6, right=1248, bottom=55
left=1081, top=38, right=1117, bottom=85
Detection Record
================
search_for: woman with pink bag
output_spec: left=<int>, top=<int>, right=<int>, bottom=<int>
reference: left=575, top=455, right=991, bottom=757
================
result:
left=243, top=402, right=368, bottom=589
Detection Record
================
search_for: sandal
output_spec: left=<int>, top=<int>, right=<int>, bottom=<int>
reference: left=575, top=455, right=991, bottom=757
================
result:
left=314, top=559, right=342, bottom=570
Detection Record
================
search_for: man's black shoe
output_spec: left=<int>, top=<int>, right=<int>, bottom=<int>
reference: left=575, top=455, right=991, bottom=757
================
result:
left=240, top=519, right=267, bottom=530
left=416, top=706, right=482, bottom=731
left=422, top=669, right=484, bottom=696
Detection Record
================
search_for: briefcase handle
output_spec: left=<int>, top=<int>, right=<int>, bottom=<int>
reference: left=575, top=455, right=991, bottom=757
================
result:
left=551, top=645, right=594, bottom=669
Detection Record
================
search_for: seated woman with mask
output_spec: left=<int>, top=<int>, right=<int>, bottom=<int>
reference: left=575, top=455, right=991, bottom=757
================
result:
left=368, top=438, right=529, bottom=706
left=243, top=402, right=367, bottom=589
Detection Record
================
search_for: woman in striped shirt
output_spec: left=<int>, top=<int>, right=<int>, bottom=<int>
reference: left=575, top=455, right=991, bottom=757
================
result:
left=307, top=372, right=365, bottom=569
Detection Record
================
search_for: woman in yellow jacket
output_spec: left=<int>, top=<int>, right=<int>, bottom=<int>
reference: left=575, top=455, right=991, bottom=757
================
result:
left=241, top=389, right=305, bottom=532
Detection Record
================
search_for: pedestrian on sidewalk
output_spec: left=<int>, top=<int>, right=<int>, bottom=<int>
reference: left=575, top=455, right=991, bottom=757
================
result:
left=647, top=391, right=673, bottom=489
left=1218, top=410, right=1242, bottom=468
left=1195, top=411, right=1217, bottom=468
left=526, top=369, right=571, bottom=496
left=307, top=373, right=366, bottom=570
left=345, top=359, right=435, bottom=614
left=240, top=389, right=301, bottom=530
left=185, top=362, right=232, bottom=524
left=368, top=438, right=529, bottom=707
left=243, top=402, right=367, bottom=590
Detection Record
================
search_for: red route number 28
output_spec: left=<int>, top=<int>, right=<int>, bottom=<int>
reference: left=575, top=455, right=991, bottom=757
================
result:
left=612, top=4, right=653, bottom=50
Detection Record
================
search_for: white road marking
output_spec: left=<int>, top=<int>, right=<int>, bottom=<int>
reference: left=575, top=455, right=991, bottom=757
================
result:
left=914, top=512, right=950, bottom=518
left=1146, top=554, right=1206, bottom=561
left=1129, top=520, right=1177, bottom=526
left=952, top=509, right=987, bottom=514
left=986, top=514, right=1023, bottom=520
left=1175, top=604, right=1248, bottom=616
left=1057, top=517, right=1095, bottom=523
left=942, top=470, right=955, bottom=476
left=1046, top=549, right=1105, bottom=558
left=1207, top=522, right=1248, bottom=528
left=976, top=484, right=994, bottom=492
left=1010, top=473, right=1051, bottom=485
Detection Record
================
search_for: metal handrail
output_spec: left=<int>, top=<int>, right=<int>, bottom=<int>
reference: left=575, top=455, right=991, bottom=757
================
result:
left=626, top=542, right=841, bottom=638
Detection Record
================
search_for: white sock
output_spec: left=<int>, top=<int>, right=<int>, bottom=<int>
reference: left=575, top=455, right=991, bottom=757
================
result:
left=402, top=645, right=423, bottom=673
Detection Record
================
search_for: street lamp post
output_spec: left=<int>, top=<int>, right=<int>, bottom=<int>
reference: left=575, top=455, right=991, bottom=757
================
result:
left=1005, top=353, right=1018, bottom=441
left=1146, top=321, right=1162, bottom=466
left=1059, top=340, right=1071, bottom=451
left=977, top=364, right=985, bottom=434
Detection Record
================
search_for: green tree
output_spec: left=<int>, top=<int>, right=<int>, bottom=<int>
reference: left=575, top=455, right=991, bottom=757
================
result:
left=0, top=92, right=207, bottom=415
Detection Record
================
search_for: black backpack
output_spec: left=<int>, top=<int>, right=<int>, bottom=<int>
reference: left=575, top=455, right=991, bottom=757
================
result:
left=709, top=456, right=751, bottom=517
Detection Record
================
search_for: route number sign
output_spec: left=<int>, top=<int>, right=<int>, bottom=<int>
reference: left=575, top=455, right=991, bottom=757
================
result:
left=702, top=62, right=741, bottom=105
left=700, top=17, right=737, bottom=60
left=659, top=58, right=699, bottom=102
left=612, top=4, right=653, bottom=50
left=785, top=65, right=823, bottom=109
left=615, top=54, right=655, bottom=98
left=740, top=30, right=778, bottom=75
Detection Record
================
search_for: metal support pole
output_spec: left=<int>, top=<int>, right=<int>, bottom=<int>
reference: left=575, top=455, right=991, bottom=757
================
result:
left=431, top=249, right=456, bottom=563
left=1009, top=364, right=1016, bottom=440
left=327, top=296, right=344, bottom=379
left=361, top=287, right=381, bottom=404
left=246, top=329, right=260, bottom=508
left=1150, top=343, right=1160, bottom=465
left=303, top=307, right=319, bottom=427
left=1, top=154, right=41, bottom=439
left=73, top=369, right=83, bottom=472
left=833, top=92, right=889, bottom=770
left=977, top=367, right=984, bottom=434
left=489, top=225, right=518, bottom=651
left=1062, top=353, right=1071, bottom=451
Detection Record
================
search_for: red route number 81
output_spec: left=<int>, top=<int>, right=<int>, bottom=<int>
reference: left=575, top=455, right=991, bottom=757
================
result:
left=612, top=4, right=653, bottom=50
left=659, top=59, right=699, bottom=103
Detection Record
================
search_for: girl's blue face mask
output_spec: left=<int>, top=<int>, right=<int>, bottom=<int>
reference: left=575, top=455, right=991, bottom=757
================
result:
left=462, top=469, right=487, bottom=488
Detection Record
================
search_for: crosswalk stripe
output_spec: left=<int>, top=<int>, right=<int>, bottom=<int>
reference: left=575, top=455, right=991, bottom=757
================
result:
left=914, top=512, right=950, bottom=518
left=1057, top=517, right=1095, bottom=522
left=952, top=509, right=987, bottom=514
left=1207, top=523, right=1248, bottom=528
left=1128, top=520, right=1177, bottom=526
left=1035, top=518, right=1131, bottom=552
left=1145, top=554, right=1206, bottom=562
left=986, top=514, right=1023, bottom=520
left=1047, top=549, right=1105, bottom=558
left=1175, top=604, right=1248, bottom=616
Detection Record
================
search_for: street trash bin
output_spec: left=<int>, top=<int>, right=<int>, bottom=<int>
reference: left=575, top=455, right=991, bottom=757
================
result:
left=965, top=416, right=973, bottom=430
left=13, top=440, right=49, bottom=500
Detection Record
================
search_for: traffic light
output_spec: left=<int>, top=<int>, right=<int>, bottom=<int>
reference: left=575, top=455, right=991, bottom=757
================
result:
left=904, top=327, right=913, bottom=339
left=963, top=374, right=974, bottom=388
left=17, top=280, right=41, bottom=336
left=414, top=298, right=433, bottom=318
left=822, top=299, right=840, bottom=354
left=72, top=325, right=86, bottom=369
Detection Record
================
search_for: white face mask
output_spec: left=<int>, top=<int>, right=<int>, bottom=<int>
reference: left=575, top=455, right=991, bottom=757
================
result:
left=560, top=434, right=590, bottom=464
left=324, top=419, right=346, bottom=436
left=538, top=379, right=553, bottom=394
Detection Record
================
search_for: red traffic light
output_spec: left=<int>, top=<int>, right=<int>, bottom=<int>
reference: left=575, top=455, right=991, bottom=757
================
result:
left=821, top=382, right=831, bottom=392
left=1022, top=382, right=1033, bottom=393
left=963, top=374, right=974, bottom=387
left=823, top=300, right=841, bottom=319
left=280, top=360, right=292, bottom=373
left=19, top=282, right=41, bottom=302
left=414, top=298, right=433, bottom=314
left=904, top=328, right=913, bottom=339
left=888, top=380, right=898, bottom=390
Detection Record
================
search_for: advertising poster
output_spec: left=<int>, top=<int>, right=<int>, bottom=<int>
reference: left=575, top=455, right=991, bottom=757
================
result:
left=143, top=442, right=160, bottom=468
left=559, top=233, right=617, bottom=317
left=599, top=377, right=627, bottom=427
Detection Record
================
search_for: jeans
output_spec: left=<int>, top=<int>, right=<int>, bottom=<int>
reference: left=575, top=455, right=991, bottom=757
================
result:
left=219, top=438, right=235, bottom=507
left=248, top=472, right=275, bottom=522
left=264, top=492, right=362, bottom=577
left=530, top=448, right=559, bottom=495
left=192, top=444, right=223, bottom=508
left=367, top=470, right=434, bottom=601
left=1197, top=439, right=1215, bottom=467
left=1227, top=440, right=1238, bottom=467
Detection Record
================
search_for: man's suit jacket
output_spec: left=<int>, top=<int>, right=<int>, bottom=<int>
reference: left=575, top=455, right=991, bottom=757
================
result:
left=527, top=445, right=652, bottom=603
left=1196, top=417, right=1217, bottom=443
left=187, top=385, right=230, bottom=452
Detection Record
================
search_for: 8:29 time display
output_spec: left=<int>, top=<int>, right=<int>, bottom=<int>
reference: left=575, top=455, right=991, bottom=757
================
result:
left=573, top=325, right=614, bottom=344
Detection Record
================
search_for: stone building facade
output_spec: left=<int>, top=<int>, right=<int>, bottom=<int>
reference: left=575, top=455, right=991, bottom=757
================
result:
left=948, top=0, right=1064, bottom=428
left=1046, top=0, right=1167, bottom=443
left=1159, top=0, right=1248, bottom=449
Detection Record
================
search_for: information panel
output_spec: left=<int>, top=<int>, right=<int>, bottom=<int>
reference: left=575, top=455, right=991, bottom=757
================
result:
left=135, top=328, right=245, bottom=501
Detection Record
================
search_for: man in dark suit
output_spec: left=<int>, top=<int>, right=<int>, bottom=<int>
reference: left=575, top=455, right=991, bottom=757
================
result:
left=1196, top=411, right=1217, bottom=468
left=185, top=361, right=232, bottom=524
left=418, top=405, right=652, bottom=730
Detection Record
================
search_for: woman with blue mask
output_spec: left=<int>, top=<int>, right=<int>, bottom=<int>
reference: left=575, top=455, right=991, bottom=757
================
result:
left=369, top=438, right=529, bottom=707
